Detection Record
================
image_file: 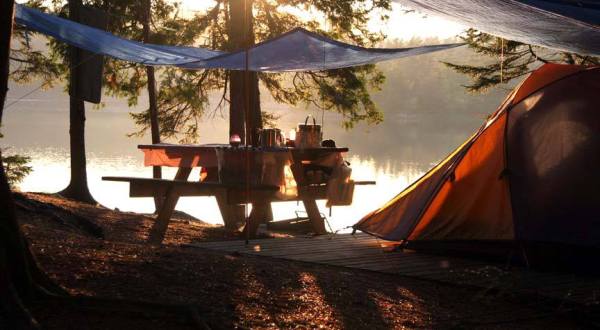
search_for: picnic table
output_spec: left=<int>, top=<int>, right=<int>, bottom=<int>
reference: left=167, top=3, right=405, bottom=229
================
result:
left=103, top=143, right=373, bottom=244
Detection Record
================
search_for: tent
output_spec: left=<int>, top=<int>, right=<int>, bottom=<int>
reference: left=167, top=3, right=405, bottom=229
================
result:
left=354, top=64, right=600, bottom=258
left=394, top=0, right=600, bottom=56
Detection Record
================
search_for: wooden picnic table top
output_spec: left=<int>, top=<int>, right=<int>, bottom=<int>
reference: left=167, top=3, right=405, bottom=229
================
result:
left=108, top=144, right=369, bottom=243
left=137, top=143, right=349, bottom=154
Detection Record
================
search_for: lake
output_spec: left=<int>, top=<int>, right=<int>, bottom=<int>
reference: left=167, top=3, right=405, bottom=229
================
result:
left=2, top=47, right=511, bottom=232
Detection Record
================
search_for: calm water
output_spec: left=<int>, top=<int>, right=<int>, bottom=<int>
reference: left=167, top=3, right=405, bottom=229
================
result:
left=2, top=47, right=511, bottom=231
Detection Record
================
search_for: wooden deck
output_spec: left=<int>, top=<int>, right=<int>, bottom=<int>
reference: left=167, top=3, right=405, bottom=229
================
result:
left=189, top=233, right=600, bottom=307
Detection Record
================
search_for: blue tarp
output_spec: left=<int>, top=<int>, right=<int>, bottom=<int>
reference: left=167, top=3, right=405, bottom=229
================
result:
left=181, top=28, right=463, bottom=71
left=14, top=5, right=463, bottom=72
left=14, top=4, right=223, bottom=65
left=395, top=0, right=600, bottom=56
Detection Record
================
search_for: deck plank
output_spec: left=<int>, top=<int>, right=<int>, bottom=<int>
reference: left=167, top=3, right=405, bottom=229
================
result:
left=187, top=234, right=600, bottom=306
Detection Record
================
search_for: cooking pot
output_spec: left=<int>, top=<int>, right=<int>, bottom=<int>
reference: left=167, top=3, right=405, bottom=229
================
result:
left=257, top=128, right=284, bottom=147
left=295, top=115, right=322, bottom=149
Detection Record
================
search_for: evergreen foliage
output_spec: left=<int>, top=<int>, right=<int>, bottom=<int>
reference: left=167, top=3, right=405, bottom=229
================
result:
left=0, top=133, right=32, bottom=188
left=445, top=29, right=599, bottom=93
left=11, top=0, right=392, bottom=142
left=1, top=153, right=32, bottom=187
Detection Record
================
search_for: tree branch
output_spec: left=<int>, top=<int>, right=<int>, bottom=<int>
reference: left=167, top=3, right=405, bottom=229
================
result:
left=528, top=45, right=548, bottom=63
left=8, top=56, right=31, bottom=64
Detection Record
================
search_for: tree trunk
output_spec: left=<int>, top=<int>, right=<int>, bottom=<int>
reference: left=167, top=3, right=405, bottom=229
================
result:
left=145, top=66, right=160, bottom=170
left=245, top=70, right=262, bottom=146
left=0, top=2, right=41, bottom=327
left=0, top=0, right=13, bottom=121
left=0, top=151, right=40, bottom=328
left=60, top=0, right=96, bottom=204
left=142, top=0, right=163, bottom=211
left=60, top=96, right=95, bottom=203
left=228, top=0, right=262, bottom=145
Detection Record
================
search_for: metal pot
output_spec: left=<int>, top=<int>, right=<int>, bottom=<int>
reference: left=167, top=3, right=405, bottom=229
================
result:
left=295, top=115, right=322, bottom=149
left=257, top=128, right=284, bottom=147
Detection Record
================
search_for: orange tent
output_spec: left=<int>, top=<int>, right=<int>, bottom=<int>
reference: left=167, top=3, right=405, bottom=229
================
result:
left=355, top=64, right=600, bottom=250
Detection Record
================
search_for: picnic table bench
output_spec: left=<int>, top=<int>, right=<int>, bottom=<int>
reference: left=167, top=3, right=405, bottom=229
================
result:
left=103, top=144, right=375, bottom=244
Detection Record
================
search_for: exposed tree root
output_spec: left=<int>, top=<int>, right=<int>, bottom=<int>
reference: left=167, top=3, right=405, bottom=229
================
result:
left=13, top=193, right=104, bottom=239
left=58, top=186, right=97, bottom=206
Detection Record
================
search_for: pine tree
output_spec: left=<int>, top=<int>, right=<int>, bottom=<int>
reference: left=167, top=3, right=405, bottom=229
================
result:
left=12, top=1, right=392, bottom=143
left=2, top=2, right=65, bottom=327
left=445, top=29, right=599, bottom=93
left=9, top=0, right=199, bottom=201
left=1, top=153, right=33, bottom=188
left=128, top=0, right=392, bottom=143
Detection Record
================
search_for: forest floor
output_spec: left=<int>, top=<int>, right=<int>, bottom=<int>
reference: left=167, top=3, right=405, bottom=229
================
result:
left=14, top=192, right=591, bottom=329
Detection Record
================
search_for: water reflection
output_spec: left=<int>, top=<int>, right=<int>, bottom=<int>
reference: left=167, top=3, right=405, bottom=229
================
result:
left=14, top=148, right=424, bottom=232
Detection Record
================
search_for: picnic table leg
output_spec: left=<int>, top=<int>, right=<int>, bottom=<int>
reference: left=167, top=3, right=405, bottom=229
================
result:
left=152, top=166, right=164, bottom=212
left=242, top=200, right=270, bottom=239
left=148, top=167, right=192, bottom=245
left=290, top=162, right=325, bottom=234
left=215, top=191, right=245, bottom=231
left=302, top=199, right=327, bottom=235
left=263, top=203, right=274, bottom=223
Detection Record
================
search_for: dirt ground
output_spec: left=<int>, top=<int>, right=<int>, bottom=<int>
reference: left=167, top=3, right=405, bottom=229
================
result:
left=13, top=192, right=590, bottom=329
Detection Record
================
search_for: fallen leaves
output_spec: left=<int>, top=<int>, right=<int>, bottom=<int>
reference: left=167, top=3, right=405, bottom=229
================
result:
left=14, top=192, right=581, bottom=329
